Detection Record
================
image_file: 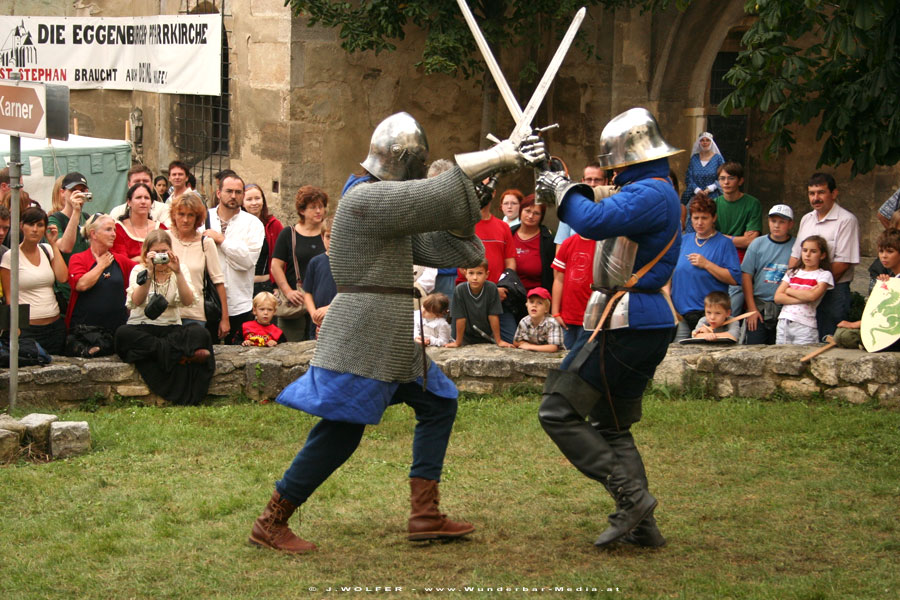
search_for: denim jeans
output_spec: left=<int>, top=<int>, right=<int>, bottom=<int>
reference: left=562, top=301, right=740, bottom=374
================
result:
left=275, top=382, right=458, bottom=506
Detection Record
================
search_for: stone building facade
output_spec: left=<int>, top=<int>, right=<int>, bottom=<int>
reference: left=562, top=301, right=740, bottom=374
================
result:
left=6, top=0, right=899, bottom=252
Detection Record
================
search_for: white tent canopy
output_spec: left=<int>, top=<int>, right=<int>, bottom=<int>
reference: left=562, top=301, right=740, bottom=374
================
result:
left=1, top=134, right=132, bottom=215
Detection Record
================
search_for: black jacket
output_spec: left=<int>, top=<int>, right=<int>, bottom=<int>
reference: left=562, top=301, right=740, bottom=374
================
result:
left=510, top=223, right=555, bottom=291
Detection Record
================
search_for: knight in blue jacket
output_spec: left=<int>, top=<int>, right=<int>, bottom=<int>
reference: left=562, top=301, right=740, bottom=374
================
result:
left=534, top=108, right=682, bottom=549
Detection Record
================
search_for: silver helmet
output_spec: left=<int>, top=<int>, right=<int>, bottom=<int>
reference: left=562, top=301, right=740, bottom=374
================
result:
left=360, top=112, right=429, bottom=181
left=596, top=108, right=682, bottom=170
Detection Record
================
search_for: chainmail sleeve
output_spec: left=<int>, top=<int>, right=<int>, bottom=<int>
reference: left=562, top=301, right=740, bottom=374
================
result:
left=311, top=166, right=483, bottom=382
left=411, top=232, right=485, bottom=270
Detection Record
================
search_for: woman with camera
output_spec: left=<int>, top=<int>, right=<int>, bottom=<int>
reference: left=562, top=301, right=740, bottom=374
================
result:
left=64, top=214, right=136, bottom=357
left=114, top=230, right=214, bottom=405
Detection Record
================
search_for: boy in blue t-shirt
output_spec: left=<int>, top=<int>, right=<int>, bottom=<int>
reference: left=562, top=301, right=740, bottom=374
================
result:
left=741, top=204, right=794, bottom=344
left=302, top=216, right=337, bottom=339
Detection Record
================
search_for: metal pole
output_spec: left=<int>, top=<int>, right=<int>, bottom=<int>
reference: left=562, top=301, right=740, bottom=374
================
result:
left=8, top=72, right=22, bottom=412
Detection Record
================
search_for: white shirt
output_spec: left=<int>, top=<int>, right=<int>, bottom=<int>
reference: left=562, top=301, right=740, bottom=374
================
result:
left=792, top=203, right=860, bottom=284
left=207, top=207, right=264, bottom=316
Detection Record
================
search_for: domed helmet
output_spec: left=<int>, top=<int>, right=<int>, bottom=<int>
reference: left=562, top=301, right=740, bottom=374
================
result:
left=360, top=112, right=429, bottom=181
left=596, top=108, right=682, bottom=170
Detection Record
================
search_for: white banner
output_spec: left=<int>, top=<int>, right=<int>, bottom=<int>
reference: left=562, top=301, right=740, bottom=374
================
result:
left=0, top=15, right=222, bottom=95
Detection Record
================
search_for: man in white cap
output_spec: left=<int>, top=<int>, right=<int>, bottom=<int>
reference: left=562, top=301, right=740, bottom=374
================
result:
left=741, top=204, right=795, bottom=344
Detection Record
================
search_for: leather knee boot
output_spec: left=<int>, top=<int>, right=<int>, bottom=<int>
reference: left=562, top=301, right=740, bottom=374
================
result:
left=601, top=427, right=666, bottom=546
left=595, top=426, right=664, bottom=548
left=249, top=490, right=317, bottom=554
left=408, top=477, right=475, bottom=541
left=539, top=392, right=656, bottom=547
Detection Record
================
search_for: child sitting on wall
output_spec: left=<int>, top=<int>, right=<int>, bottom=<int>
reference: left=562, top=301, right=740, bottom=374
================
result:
left=513, top=287, right=564, bottom=352
left=692, top=290, right=741, bottom=342
left=414, top=292, right=452, bottom=347
left=834, top=229, right=900, bottom=349
left=242, top=292, right=287, bottom=347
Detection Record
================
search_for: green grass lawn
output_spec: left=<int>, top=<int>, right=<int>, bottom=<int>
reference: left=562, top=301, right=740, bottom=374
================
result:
left=2, top=389, right=898, bottom=599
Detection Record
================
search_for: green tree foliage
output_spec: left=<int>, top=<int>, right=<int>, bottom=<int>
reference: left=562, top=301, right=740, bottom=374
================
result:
left=286, top=0, right=630, bottom=81
left=719, top=0, right=900, bottom=176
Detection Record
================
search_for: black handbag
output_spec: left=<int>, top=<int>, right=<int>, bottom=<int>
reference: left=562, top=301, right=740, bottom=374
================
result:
left=201, top=237, right=222, bottom=325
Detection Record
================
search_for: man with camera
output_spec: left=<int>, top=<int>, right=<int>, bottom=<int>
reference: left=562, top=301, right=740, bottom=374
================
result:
left=50, top=172, right=93, bottom=260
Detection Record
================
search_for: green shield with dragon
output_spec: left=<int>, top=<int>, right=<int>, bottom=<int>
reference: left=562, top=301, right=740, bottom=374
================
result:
left=861, top=277, right=900, bottom=352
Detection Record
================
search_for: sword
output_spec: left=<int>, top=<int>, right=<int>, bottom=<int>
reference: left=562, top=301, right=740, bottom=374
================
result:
left=455, top=0, right=586, bottom=145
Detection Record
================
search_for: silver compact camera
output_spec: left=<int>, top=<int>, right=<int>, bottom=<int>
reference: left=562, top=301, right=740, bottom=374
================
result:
left=82, top=192, right=92, bottom=201
left=151, top=252, right=170, bottom=265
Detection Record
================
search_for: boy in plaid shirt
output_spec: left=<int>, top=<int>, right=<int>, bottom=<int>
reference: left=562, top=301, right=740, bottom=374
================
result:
left=513, top=287, right=564, bottom=352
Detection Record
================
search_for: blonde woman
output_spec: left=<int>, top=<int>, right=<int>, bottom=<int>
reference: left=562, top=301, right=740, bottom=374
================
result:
left=169, top=191, right=230, bottom=341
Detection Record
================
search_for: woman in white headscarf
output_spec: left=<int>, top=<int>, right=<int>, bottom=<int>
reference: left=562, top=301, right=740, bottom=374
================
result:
left=681, top=132, right=724, bottom=216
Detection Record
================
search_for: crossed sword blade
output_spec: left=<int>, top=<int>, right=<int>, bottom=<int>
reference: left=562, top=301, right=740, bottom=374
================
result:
left=456, top=1, right=586, bottom=145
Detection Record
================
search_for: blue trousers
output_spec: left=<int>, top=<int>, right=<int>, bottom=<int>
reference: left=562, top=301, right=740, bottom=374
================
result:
left=275, top=383, right=458, bottom=507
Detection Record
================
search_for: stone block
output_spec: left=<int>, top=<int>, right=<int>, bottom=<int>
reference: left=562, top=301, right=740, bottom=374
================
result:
left=50, top=421, right=91, bottom=459
left=84, top=361, right=135, bottom=382
left=32, top=365, right=82, bottom=385
left=877, top=386, right=900, bottom=409
left=282, top=365, right=308, bottom=386
left=839, top=354, right=898, bottom=385
left=207, top=380, right=241, bottom=397
left=464, top=356, right=513, bottom=378
left=716, top=350, right=766, bottom=376
left=768, top=348, right=807, bottom=375
left=245, top=360, right=282, bottom=400
left=213, top=360, right=236, bottom=375
left=694, top=355, right=717, bottom=372
left=809, top=356, right=841, bottom=386
left=825, top=386, right=869, bottom=405
left=716, top=378, right=733, bottom=398
left=735, top=376, right=777, bottom=398
left=0, top=414, right=26, bottom=443
left=0, top=429, right=18, bottom=463
left=19, top=413, right=58, bottom=452
left=780, top=377, right=820, bottom=398
left=0, top=369, right=34, bottom=385
left=653, top=358, right=684, bottom=387
left=456, top=379, right=496, bottom=395
left=115, top=384, right=150, bottom=397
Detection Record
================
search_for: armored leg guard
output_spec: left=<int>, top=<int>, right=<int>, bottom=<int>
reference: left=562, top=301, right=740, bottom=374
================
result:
left=538, top=373, right=656, bottom=548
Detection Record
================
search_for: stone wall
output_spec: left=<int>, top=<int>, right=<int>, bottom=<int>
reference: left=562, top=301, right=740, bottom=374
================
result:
left=2, top=343, right=898, bottom=410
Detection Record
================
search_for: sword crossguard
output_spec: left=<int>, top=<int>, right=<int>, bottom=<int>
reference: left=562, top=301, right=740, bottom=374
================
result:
left=534, top=123, right=560, bottom=135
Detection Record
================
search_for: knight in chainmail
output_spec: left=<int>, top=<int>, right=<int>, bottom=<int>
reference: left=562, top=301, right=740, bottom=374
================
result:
left=248, top=112, right=544, bottom=553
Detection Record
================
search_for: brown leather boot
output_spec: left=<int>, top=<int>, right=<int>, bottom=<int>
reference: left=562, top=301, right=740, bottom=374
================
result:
left=407, top=477, right=475, bottom=541
left=249, top=490, right=317, bottom=554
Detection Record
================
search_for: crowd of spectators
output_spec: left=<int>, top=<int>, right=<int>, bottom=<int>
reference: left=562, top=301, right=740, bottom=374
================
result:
left=0, top=138, right=895, bottom=401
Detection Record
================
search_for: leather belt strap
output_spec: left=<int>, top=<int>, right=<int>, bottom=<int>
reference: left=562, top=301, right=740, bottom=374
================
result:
left=337, top=285, right=421, bottom=297
left=336, top=284, right=427, bottom=388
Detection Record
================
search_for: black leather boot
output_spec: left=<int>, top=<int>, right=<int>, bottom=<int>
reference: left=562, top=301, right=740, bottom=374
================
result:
left=539, top=392, right=655, bottom=547
left=595, top=425, right=665, bottom=548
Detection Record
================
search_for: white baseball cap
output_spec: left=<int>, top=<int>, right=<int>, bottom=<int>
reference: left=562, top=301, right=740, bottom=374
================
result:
left=768, top=204, right=794, bottom=220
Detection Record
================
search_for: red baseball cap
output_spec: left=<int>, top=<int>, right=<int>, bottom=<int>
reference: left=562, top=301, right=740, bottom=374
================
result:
left=527, top=287, right=551, bottom=300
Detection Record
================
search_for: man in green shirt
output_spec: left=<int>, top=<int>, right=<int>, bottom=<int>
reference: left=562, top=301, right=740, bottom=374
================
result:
left=713, top=161, right=762, bottom=263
